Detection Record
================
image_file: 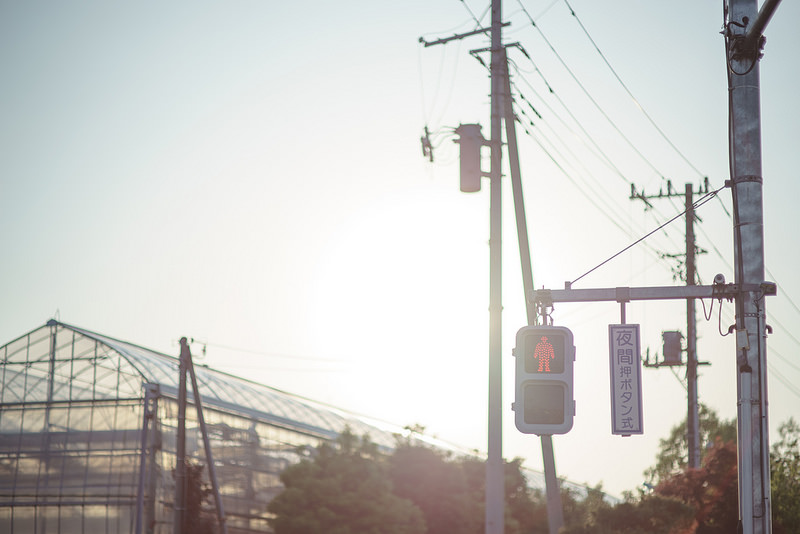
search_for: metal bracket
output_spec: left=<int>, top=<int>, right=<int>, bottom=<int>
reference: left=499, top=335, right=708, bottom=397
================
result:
left=732, top=174, right=764, bottom=185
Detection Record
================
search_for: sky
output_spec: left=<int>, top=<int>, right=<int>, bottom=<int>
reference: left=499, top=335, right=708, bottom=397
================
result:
left=1, top=1, right=799, bottom=498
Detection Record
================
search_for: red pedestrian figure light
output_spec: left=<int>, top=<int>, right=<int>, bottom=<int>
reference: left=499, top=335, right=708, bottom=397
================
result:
left=514, top=325, right=574, bottom=435
left=534, top=335, right=554, bottom=372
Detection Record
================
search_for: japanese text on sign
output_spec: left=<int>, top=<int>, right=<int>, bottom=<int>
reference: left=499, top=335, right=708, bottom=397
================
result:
left=609, top=324, right=643, bottom=435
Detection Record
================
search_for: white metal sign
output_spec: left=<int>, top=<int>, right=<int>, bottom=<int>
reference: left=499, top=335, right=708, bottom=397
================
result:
left=609, top=324, right=643, bottom=435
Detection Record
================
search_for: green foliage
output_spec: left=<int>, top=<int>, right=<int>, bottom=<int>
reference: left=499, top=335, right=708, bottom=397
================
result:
left=388, top=436, right=542, bottom=534
left=641, top=409, right=800, bottom=532
left=453, top=453, right=548, bottom=534
left=562, top=493, right=693, bottom=534
left=502, top=457, right=542, bottom=534
left=268, top=427, right=548, bottom=534
left=771, top=417, right=800, bottom=533
left=266, top=412, right=800, bottom=534
left=563, top=407, right=742, bottom=533
left=388, top=442, right=481, bottom=534
left=644, top=404, right=736, bottom=486
left=267, top=428, right=425, bottom=534
left=560, top=483, right=615, bottom=533
left=173, top=460, right=216, bottom=534
left=654, top=438, right=739, bottom=533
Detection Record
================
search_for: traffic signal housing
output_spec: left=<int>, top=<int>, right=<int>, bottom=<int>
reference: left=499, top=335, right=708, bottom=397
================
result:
left=513, top=325, right=575, bottom=435
left=454, top=124, right=485, bottom=193
left=661, top=331, right=683, bottom=366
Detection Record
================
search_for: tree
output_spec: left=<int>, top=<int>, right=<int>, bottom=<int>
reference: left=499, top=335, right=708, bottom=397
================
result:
left=561, top=410, right=800, bottom=533
left=771, top=417, right=800, bottom=533
left=388, top=441, right=482, bottom=534
left=502, top=457, right=542, bottom=534
left=388, top=433, right=543, bottom=534
left=563, top=407, right=737, bottom=534
left=172, top=460, right=216, bottom=534
left=561, top=493, right=693, bottom=534
left=560, top=483, right=613, bottom=533
left=654, top=438, right=739, bottom=533
left=267, top=429, right=425, bottom=534
left=644, top=404, right=736, bottom=486
left=455, top=453, right=545, bottom=534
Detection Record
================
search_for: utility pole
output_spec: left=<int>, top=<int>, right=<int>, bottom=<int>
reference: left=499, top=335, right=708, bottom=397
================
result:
left=501, top=50, right=565, bottom=534
left=419, top=4, right=505, bottom=530
left=631, top=180, right=708, bottom=469
left=725, top=0, right=782, bottom=532
left=182, top=339, right=228, bottom=534
left=173, top=342, right=188, bottom=534
left=421, top=3, right=572, bottom=531
left=486, top=1, right=504, bottom=532
left=174, top=340, right=228, bottom=534
left=684, top=183, right=700, bottom=470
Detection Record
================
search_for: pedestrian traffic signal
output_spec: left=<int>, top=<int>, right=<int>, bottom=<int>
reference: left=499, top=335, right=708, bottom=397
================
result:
left=512, top=325, right=575, bottom=435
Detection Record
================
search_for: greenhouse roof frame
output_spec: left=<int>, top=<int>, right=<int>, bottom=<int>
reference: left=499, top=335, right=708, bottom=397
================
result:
left=1, top=320, right=399, bottom=447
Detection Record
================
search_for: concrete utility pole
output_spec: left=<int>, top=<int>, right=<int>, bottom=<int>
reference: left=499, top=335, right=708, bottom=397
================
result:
left=418, top=11, right=507, bottom=532
left=174, top=343, right=188, bottom=534
left=485, top=0, right=505, bottom=532
left=183, top=339, right=228, bottom=534
left=173, top=340, right=228, bottom=534
left=501, top=50, right=565, bottom=534
left=725, top=0, right=781, bottom=531
left=631, top=181, right=706, bottom=469
left=684, top=183, right=700, bottom=470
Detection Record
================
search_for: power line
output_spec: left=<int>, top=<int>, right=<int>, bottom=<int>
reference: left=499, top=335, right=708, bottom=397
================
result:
left=510, top=50, right=696, bottom=252
left=510, top=61, right=687, bottom=254
left=458, top=3, right=796, bottom=397
left=771, top=347, right=800, bottom=375
left=765, top=314, right=800, bottom=351
left=197, top=340, right=349, bottom=363
left=510, top=61, right=632, bottom=187
left=457, top=0, right=483, bottom=26
left=514, top=0, right=670, bottom=185
left=767, top=266, right=800, bottom=318
left=510, top=3, right=797, bottom=415
left=514, top=115, right=634, bottom=239
left=561, top=0, right=706, bottom=179
left=520, top=0, right=732, bottom=281
left=510, top=85, right=638, bottom=236
left=570, top=185, right=725, bottom=285
left=512, top=95, right=643, bottom=243
left=768, top=362, right=800, bottom=400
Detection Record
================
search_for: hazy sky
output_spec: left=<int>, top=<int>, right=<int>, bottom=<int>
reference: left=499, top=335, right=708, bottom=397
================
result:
left=2, top=1, right=798, bottom=497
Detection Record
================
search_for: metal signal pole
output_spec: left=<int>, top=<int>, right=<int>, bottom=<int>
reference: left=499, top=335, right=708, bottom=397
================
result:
left=725, top=0, right=782, bottom=531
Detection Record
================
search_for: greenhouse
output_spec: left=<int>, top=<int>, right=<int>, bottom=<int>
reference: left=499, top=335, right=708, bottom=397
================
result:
left=0, top=320, right=605, bottom=534
left=0, top=320, right=405, bottom=534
